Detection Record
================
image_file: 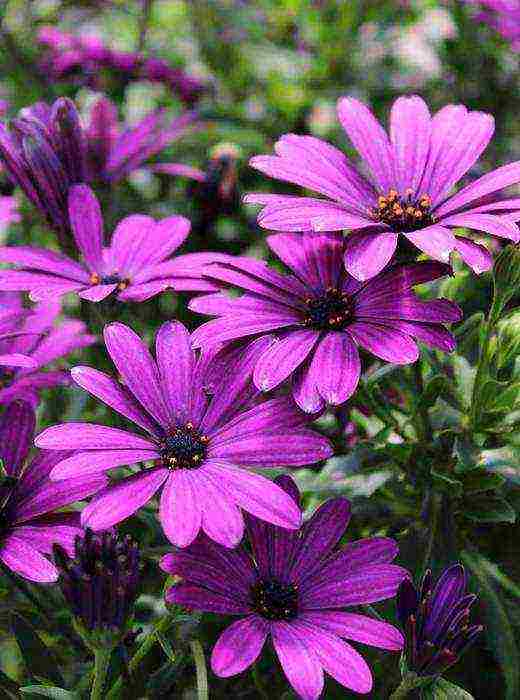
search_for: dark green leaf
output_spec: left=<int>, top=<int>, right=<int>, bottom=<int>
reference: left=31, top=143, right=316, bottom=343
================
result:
left=463, top=496, right=516, bottom=524
left=20, top=687, right=78, bottom=700
left=421, top=677, right=474, bottom=699
left=0, top=669, right=20, bottom=700
left=431, top=467, right=463, bottom=497
left=453, top=436, right=481, bottom=473
left=10, top=612, right=64, bottom=686
left=463, top=470, right=505, bottom=493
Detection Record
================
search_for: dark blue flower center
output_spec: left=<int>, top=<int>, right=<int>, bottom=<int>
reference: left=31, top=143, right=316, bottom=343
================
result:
left=89, top=273, right=130, bottom=290
left=303, top=288, right=352, bottom=331
left=251, top=579, right=299, bottom=620
left=372, top=189, right=434, bottom=232
left=160, top=423, right=208, bottom=470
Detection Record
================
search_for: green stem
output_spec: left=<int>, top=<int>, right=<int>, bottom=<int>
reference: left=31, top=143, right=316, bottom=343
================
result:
left=91, top=648, right=112, bottom=700
left=106, top=611, right=176, bottom=700
left=190, top=639, right=208, bottom=700
left=422, top=492, right=441, bottom=574
left=470, top=318, right=494, bottom=429
left=252, top=662, right=269, bottom=700
left=389, top=673, right=422, bottom=699
left=413, top=361, right=430, bottom=441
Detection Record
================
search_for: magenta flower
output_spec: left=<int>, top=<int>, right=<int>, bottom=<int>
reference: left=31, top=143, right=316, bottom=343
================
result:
left=86, top=96, right=200, bottom=185
left=162, top=475, right=406, bottom=699
left=35, top=321, right=332, bottom=548
left=0, top=400, right=107, bottom=582
left=0, top=292, right=95, bottom=405
left=0, top=184, right=225, bottom=303
left=0, top=195, right=19, bottom=231
left=466, top=0, right=520, bottom=51
left=397, top=564, right=483, bottom=676
left=245, top=95, right=520, bottom=279
left=0, top=98, right=87, bottom=244
left=190, top=232, right=461, bottom=413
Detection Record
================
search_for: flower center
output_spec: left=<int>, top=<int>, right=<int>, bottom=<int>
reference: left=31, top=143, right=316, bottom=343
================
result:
left=160, top=423, right=208, bottom=470
left=90, top=272, right=130, bottom=290
left=251, top=579, right=299, bottom=621
left=303, top=288, right=353, bottom=331
left=371, top=188, right=434, bottom=232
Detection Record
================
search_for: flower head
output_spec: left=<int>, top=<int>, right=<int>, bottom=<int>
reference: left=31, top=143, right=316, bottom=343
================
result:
left=0, top=184, right=225, bottom=303
left=190, top=232, right=461, bottom=412
left=35, top=321, right=332, bottom=548
left=0, top=292, right=95, bottom=405
left=54, top=528, right=140, bottom=644
left=162, top=475, right=407, bottom=699
left=86, top=96, right=200, bottom=185
left=397, top=564, right=482, bottom=677
left=0, top=400, right=107, bottom=582
left=465, top=0, right=520, bottom=51
left=0, top=98, right=87, bottom=243
left=245, top=95, right=520, bottom=279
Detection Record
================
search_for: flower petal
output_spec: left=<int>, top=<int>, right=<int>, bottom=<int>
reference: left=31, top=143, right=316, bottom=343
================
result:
left=0, top=399, right=35, bottom=477
left=155, top=321, right=194, bottom=426
left=0, top=533, right=58, bottom=582
left=50, top=449, right=158, bottom=479
left=390, top=95, right=431, bottom=194
left=68, top=184, right=104, bottom=271
left=347, top=322, right=419, bottom=363
left=313, top=332, right=361, bottom=406
left=211, top=616, right=269, bottom=677
left=159, top=470, right=202, bottom=547
left=36, top=423, right=156, bottom=451
left=167, top=582, right=250, bottom=614
left=405, top=225, right=456, bottom=262
left=253, top=330, right=320, bottom=392
left=271, top=621, right=324, bottom=700
left=301, top=611, right=404, bottom=651
left=344, top=230, right=398, bottom=281
left=453, top=236, right=493, bottom=273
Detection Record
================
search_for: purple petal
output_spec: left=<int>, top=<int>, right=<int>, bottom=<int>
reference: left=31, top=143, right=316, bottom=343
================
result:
left=197, top=469, right=244, bottom=547
left=313, top=332, right=361, bottom=405
left=108, top=214, right=156, bottom=273
left=0, top=352, right=37, bottom=368
left=454, top=236, right=493, bottom=273
left=442, top=212, right=520, bottom=242
left=390, top=96, right=431, bottom=194
left=166, top=582, right=251, bottom=614
left=70, top=366, right=160, bottom=434
left=0, top=399, right=35, bottom=476
left=0, top=245, right=89, bottom=282
left=347, top=322, right=419, bottom=363
left=250, top=196, right=371, bottom=232
left=354, top=261, right=451, bottom=301
left=253, top=330, right=319, bottom=392
left=211, top=616, right=269, bottom=677
left=36, top=423, right=156, bottom=451
left=82, top=468, right=168, bottom=530
left=405, top=225, right=456, bottom=262
left=424, top=563, right=466, bottom=638
left=380, top=320, right=457, bottom=353
left=292, top=359, right=326, bottom=414
left=117, top=215, right=191, bottom=273
left=356, top=294, right=462, bottom=323
left=159, top=470, right=202, bottom=547
left=155, top=321, right=194, bottom=425
left=13, top=513, right=81, bottom=556
left=50, top=449, right=159, bottom=479
left=116, top=280, right=173, bottom=302
left=104, top=322, right=171, bottom=428
left=191, top=314, right=296, bottom=349
left=271, top=621, right=324, bottom=700
left=301, top=611, right=404, bottom=650
left=0, top=533, right=58, bottom=582
left=0, top=270, right=84, bottom=297
left=344, top=230, right=398, bottom=281
left=78, top=284, right=117, bottom=302
left=68, top=185, right=104, bottom=271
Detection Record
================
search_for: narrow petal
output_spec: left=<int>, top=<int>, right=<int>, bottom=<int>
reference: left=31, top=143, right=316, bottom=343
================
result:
left=68, top=184, right=104, bottom=271
left=0, top=534, right=58, bottom=583
left=198, top=469, right=244, bottom=547
left=454, top=236, right=493, bottom=273
left=167, top=582, right=250, bottom=614
left=50, top=449, right=159, bottom=480
left=211, top=616, right=269, bottom=677
left=292, top=360, right=325, bottom=414
left=347, top=322, right=419, bottom=363
left=390, top=96, right=431, bottom=194
left=0, top=245, right=89, bottom=283
left=441, top=212, right=520, bottom=242
left=191, top=314, right=296, bottom=350
left=313, top=332, right=361, bottom=405
left=253, top=330, right=319, bottom=392
left=424, top=563, right=466, bottom=638
left=36, top=423, right=156, bottom=451
left=271, top=621, right=324, bottom=700
left=0, top=399, right=35, bottom=477
left=81, top=468, right=168, bottom=530
left=405, top=225, right=456, bottom=262
left=155, top=321, right=194, bottom=425
left=159, top=470, right=202, bottom=547
left=344, top=230, right=398, bottom=281
left=108, top=214, right=156, bottom=273
left=302, top=611, right=404, bottom=651
left=78, top=284, right=117, bottom=302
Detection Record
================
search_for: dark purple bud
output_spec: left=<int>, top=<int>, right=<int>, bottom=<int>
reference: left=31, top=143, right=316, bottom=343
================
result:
left=396, top=577, right=418, bottom=627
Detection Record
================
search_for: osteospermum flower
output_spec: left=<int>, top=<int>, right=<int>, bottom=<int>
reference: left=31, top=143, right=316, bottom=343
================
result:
left=0, top=400, right=107, bottom=582
left=190, top=232, right=462, bottom=413
left=0, top=184, right=225, bottom=303
left=397, top=564, right=483, bottom=676
left=86, top=96, right=200, bottom=185
left=465, top=0, right=520, bottom=51
left=245, top=95, right=520, bottom=279
left=35, top=321, right=332, bottom=548
left=162, top=475, right=407, bottom=699
left=0, top=97, right=87, bottom=245
left=0, top=292, right=95, bottom=404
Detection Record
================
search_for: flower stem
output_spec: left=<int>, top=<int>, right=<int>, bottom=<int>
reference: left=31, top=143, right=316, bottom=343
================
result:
left=190, top=639, right=208, bottom=700
left=91, top=648, right=112, bottom=700
left=389, top=673, right=422, bottom=699
left=105, top=610, right=176, bottom=699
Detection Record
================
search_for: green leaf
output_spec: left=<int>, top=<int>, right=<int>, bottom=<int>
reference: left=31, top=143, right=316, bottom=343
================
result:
left=0, top=669, right=20, bottom=700
left=421, top=677, right=474, bottom=699
left=20, top=687, right=78, bottom=700
left=451, top=356, right=476, bottom=408
left=463, top=496, right=516, bottom=524
left=488, top=381, right=520, bottom=413
left=431, top=467, right=463, bottom=497
left=453, top=436, right=481, bottom=473
left=463, top=470, right=505, bottom=493
left=463, top=550, right=520, bottom=700
left=10, top=612, right=64, bottom=687
left=415, top=375, right=451, bottom=413
left=156, top=631, right=176, bottom=662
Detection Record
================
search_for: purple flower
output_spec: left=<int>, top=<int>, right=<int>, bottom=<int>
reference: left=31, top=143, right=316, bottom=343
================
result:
left=0, top=292, right=95, bottom=404
left=86, top=96, right=200, bottom=185
left=0, top=98, right=87, bottom=245
left=190, top=232, right=461, bottom=413
left=245, top=95, right=520, bottom=279
left=0, top=184, right=225, bottom=303
left=162, top=475, right=407, bottom=699
left=466, top=0, right=520, bottom=51
left=0, top=195, right=19, bottom=231
left=0, top=400, right=107, bottom=582
left=397, top=565, right=483, bottom=676
left=35, top=321, right=332, bottom=548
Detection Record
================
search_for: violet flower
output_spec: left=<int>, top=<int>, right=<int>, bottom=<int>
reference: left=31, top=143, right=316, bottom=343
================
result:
left=245, top=95, right=520, bottom=279
left=0, top=195, right=19, bottom=232
left=162, top=475, right=407, bottom=699
left=0, top=292, right=95, bottom=404
left=0, top=400, right=107, bottom=582
left=35, top=321, right=332, bottom=548
left=190, top=232, right=461, bottom=413
left=465, top=0, right=520, bottom=51
left=397, top=565, right=483, bottom=677
left=86, top=96, right=199, bottom=185
left=0, top=184, right=225, bottom=303
left=0, top=98, right=87, bottom=245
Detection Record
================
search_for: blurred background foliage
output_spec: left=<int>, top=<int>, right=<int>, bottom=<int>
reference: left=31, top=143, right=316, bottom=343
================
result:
left=0, top=1, right=519, bottom=698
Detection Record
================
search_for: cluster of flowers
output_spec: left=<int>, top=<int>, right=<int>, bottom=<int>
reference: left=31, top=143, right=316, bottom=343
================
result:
left=37, top=26, right=204, bottom=105
left=465, top=0, right=520, bottom=51
left=1, top=90, right=512, bottom=697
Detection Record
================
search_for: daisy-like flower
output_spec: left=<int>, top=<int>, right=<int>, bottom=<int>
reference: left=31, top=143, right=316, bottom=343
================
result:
left=162, top=475, right=407, bottom=699
left=397, top=564, right=483, bottom=676
left=35, top=321, right=332, bottom=548
left=86, top=96, right=200, bottom=185
left=0, top=292, right=95, bottom=404
left=0, top=97, right=87, bottom=245
left=466, top=0, right=520, bottom=51
left=245, top=95, right=520, bottom=279
left=0, top=400, right=107, bottom=582
left=0, top=184, right=225, bottom=303
left=190, top=232, right=462, bottom=413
